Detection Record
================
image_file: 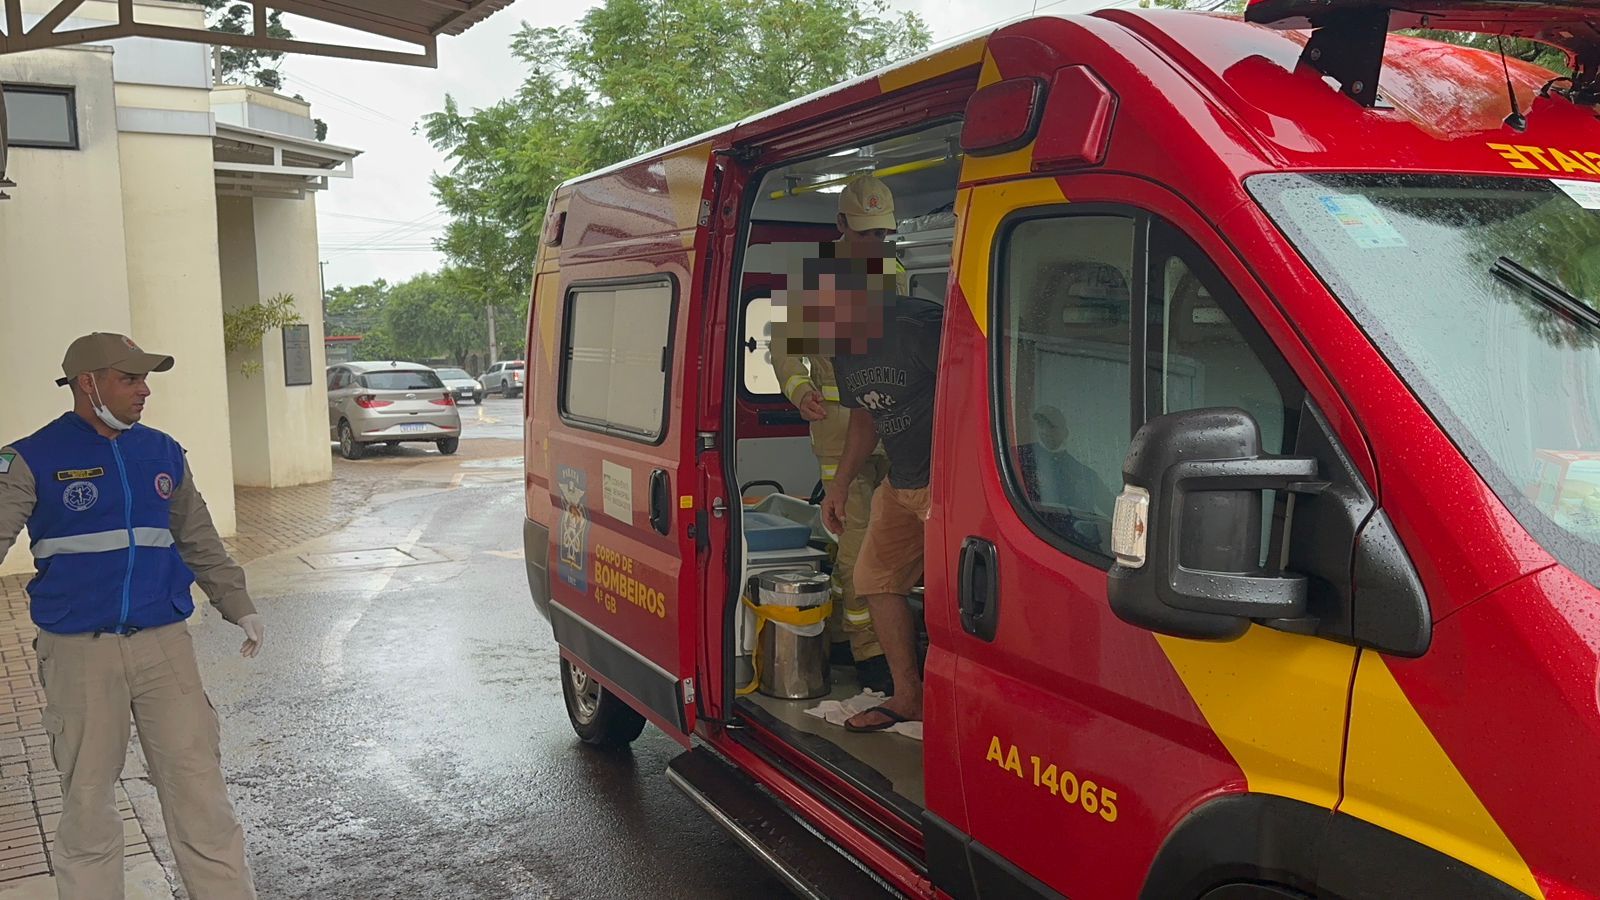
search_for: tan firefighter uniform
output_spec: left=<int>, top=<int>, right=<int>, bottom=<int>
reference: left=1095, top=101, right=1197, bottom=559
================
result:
left=770, top=342, right=889, bottom=662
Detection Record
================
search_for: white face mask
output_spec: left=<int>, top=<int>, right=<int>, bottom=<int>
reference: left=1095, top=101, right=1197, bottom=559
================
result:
left=89, top=374, right=133, bottom=432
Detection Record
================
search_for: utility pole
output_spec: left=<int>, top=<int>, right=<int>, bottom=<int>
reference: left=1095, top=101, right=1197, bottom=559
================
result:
left=486, top=302, right=499, bottom=364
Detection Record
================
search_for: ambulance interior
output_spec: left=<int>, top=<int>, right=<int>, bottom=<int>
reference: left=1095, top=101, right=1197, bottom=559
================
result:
left=728, top=120, right=961, bottom=817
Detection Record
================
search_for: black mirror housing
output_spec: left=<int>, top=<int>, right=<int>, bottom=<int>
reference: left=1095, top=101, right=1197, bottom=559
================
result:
left=1109, top=408, right=1321, bottom=641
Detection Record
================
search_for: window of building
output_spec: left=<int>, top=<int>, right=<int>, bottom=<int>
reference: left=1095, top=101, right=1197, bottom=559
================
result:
left=562, top=279, right=675, bottom=441
left=2, top=86, right=78, bottom=150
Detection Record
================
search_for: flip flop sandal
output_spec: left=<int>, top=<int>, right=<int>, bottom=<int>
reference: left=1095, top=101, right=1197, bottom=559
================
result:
left=845, top=706, right=912, bottom=733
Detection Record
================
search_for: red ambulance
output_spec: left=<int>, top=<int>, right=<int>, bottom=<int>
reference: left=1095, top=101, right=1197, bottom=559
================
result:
left=520, top=0, right=1600, bottom=895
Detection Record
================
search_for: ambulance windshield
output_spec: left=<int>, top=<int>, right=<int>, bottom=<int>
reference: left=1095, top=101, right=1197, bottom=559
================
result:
left=1251, top=172, right=1600, bottom=585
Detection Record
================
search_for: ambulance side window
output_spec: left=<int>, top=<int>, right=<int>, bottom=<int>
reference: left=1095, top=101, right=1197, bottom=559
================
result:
left=560, top=278, right=676, bottom=443
left=1144, top=221, right=1298, bottom=566
left=1145, top=222, right=1290, bottom=454
left=998, top=214, right=1138, bottom=557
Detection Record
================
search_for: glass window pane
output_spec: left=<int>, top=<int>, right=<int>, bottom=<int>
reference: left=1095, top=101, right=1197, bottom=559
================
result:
left=565, top=289, right=616, bottom=424
left=1001, top=215, right=1136, bottom=555
left=1146, top=224, right=1292, bottom=566
left=743, top=295, right=781, bottom=396
left=4, top=88, right=74, bottom=147
left=562, top=282, right=674, bottom=440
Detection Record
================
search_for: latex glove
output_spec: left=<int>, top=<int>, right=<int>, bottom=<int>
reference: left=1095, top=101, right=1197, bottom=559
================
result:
left=238, top=614, right=265, bottom=659
left=796, top=390, right=827, bottom=422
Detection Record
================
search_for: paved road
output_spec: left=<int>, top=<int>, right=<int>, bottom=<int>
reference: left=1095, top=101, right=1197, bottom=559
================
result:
left=173, top=439, right=787, bottom=898
left=458, top=396, right=525, bottom=442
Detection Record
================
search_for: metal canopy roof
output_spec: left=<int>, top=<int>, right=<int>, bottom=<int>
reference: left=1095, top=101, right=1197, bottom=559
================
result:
left=1, top=0, right=514, bottom=67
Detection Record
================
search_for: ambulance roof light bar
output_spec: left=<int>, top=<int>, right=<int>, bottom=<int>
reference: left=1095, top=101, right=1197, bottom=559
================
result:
left=1245, top=0, right=1600, bottom=107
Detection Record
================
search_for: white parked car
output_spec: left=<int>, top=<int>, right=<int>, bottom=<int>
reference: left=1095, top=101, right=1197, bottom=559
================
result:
left=326, top=361, right=463, bottom=459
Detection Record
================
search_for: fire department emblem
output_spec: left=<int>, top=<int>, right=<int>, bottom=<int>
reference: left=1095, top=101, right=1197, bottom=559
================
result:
left=121, top=336, right=140, bottom=351
left=154, top=473, right=174, bottom=500
left=555, top=465, right=590, bottom=592
left=63, top=481, right=98, bottom=512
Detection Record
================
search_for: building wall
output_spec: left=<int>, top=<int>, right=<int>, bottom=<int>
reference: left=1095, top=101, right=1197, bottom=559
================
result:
left=0, top=47, right=133, bottom=576
left=119, top=125, right=237, bottom=534
left=218, top=194, right=333, bottom=489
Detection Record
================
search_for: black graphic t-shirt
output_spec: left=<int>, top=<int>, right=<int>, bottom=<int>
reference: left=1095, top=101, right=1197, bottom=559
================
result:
left=834, top=296, right=943, bottom=489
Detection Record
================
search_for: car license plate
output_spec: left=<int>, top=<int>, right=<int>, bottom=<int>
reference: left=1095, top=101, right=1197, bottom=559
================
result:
left=401, top=423, right=428, bottom=433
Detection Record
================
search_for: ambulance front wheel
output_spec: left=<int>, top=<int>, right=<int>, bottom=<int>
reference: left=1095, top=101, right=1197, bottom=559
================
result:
left=561, top=657, right=646, bottom=747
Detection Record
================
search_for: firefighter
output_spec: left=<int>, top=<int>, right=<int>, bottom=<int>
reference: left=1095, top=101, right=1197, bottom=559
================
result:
left=769, top=175, right=905, bottom=695
left=0, top=333, right=263, bottom=900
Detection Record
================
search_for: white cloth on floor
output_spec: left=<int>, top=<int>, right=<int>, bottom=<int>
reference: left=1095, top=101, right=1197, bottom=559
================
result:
left=804, top=689, right=923, bottom=741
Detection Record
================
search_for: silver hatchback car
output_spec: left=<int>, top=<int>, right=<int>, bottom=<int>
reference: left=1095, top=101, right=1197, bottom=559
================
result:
left=327, top=361, right=463, bottom=459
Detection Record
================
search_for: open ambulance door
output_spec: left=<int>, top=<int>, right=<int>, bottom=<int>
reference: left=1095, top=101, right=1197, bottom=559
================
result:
left=544, top=145, right=724, bottom=746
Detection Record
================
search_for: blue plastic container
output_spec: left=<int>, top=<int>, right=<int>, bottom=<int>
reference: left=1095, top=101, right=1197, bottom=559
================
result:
left=743, top=511, right=813, bottom=552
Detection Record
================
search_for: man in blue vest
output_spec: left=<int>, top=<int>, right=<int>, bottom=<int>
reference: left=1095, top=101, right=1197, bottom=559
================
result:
left=0, top=333, right=263, bottom=899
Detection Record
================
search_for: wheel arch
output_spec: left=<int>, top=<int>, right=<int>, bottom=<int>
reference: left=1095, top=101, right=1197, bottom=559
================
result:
left=1141, top=794, right=1532, bottom=900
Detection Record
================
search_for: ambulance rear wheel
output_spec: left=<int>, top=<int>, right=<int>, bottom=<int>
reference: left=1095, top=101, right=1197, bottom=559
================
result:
left=561, top=658, right=646, bottom=747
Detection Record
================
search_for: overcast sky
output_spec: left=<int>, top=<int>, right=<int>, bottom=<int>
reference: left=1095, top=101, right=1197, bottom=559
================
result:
left=283, top=0, right=1103, bottom=289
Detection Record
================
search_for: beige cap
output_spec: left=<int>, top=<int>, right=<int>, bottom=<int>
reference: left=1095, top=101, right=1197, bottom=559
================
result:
left=55, top=332, right=174, bottom=387
left=838, top=175, right=897, bottom=232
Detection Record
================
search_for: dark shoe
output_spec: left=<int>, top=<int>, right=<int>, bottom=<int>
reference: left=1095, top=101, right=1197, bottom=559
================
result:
left=855, top=655, right=895, bottom=696
left=829, top=642, right=854, bottom=667
left=845, top=705, right=913, bottom=733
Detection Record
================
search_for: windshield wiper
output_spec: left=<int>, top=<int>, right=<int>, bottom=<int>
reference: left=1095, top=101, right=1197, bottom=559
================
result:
left=1491, top=256, right=1600, bottom=331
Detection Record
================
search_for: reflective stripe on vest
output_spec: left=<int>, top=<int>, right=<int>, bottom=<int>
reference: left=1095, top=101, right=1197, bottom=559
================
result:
left=32, top=527, right=175, bottom=560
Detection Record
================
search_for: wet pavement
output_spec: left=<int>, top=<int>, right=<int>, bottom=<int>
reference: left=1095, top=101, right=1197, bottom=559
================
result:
left=168, top=405, right=787, bottom=899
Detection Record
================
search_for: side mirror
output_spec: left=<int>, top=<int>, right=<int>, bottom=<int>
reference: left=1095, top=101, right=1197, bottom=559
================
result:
left=1107, top=408, right=1324, bottom=641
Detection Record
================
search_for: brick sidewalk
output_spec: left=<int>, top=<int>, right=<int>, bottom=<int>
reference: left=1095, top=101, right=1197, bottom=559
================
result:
left=0, top=459, right=402, bottom=889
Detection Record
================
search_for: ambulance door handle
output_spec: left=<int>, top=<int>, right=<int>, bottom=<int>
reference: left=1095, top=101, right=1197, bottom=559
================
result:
left=649, top=469, right=671, bottom=536
left=958, top=537, right=1000, bottom=642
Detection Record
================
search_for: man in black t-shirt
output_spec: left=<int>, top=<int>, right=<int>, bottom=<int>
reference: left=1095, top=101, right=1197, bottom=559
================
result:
left=814, top=257, right=942, bottom=732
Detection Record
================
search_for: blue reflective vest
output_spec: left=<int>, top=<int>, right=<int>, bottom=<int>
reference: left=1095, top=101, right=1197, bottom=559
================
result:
left=12, top=414, right=195, bottom=635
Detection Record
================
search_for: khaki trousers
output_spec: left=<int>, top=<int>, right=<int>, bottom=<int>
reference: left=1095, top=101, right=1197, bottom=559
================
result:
left=36, top=622, right=255, bottom=900
left=823, top=453, right=891, bottom=662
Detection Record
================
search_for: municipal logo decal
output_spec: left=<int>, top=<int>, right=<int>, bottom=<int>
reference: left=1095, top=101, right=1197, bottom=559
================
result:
left=0, top=452, right=13, bottom=476
left=63, top=481, right=99, bottom=513
left=555, top=465, right=590, bottom=592
left=154, top=473, right=174, bottom=500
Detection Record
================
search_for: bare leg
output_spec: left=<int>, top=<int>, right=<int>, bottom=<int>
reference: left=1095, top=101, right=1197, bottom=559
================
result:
left=846, top=591, right=921, bottom=725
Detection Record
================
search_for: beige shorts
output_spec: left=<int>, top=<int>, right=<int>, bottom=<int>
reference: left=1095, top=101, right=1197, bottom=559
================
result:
left=853, top=483, right=930, bottom=598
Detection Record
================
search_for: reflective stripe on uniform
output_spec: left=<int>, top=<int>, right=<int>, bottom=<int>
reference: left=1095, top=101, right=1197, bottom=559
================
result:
left=844, top=608, right=873, bottom=625
left=32, top=527, right=175, bottom=560
left=820, top=463, right=839, bottom=478
left=784, top=375, right=814, bottom=400
left=820, top=385, right=841, bottom=402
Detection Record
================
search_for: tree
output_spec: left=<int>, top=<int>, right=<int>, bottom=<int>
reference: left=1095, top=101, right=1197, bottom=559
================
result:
left=176, top=1, right=292, bottom=89
left=176, top=2, right=329, bottom=139
left=422, top=0, right=930, bottom=313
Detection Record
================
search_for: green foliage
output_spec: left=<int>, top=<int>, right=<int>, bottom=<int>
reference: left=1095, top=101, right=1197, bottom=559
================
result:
left=223, top=293, right=303, bottom=377
left=421, top=0, right=931, bottom=314
left=323, top=272, right=518, bottom=367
